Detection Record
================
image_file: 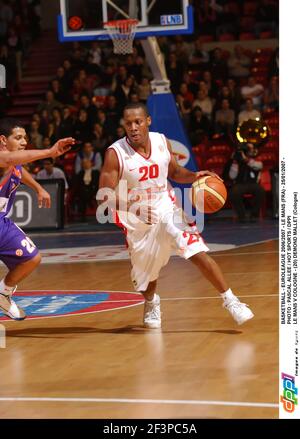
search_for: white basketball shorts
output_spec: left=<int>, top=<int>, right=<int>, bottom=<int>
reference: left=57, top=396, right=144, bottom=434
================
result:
left=126, top=207, right=209, bottom=291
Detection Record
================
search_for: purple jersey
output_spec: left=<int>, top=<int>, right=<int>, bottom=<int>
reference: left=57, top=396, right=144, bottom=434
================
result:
left=0, top=166, right=39, bottom=269
left=0, top=165, right=22, bottom=219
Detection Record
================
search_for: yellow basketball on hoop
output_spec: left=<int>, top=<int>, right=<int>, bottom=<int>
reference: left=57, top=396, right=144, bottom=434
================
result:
left=191, top=176, right=227, bottom=214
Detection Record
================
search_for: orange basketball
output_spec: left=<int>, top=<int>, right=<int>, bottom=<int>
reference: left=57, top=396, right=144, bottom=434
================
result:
left=191, top=176, right=227, bottom=213
left=68, top=16, right=83, bottom=31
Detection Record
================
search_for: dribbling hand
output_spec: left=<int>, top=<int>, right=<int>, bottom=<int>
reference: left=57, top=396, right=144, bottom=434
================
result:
left=195, top=170, right=223, bottom=182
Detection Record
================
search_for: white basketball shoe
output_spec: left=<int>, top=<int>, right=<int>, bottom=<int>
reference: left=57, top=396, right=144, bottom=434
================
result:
left=223, top=297, right=254, bottom=325
left=143, top=294, right=161, bottom=329
left=0, top=288, right=26, bottom=321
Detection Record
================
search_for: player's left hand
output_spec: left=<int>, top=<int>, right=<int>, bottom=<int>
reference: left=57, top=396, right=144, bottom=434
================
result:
left=37, top=188, right=51, bottom=208
left=195, top=170, right=223, bottom=182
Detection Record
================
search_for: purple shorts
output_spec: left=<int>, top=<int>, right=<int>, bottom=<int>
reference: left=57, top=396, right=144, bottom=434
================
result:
left=0, top=217, right=39, bottom=269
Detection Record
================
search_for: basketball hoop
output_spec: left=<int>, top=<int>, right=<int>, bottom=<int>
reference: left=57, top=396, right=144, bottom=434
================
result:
left=104, top=19, right=138, bottom=55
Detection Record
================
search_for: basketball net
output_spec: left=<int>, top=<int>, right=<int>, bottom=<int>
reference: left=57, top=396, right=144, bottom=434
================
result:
left=104, top=19, right=138, bottom=55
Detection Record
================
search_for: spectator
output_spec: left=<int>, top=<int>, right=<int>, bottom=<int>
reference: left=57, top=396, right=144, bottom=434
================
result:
left=215, top=98, right=235, bottom=135
left=189, top=106, right=211, bottom=145
left=51, top=108, right=63, bottom=141
left=75, top=158, right=100, bottom=222
left=96, top=109, right=117, bottom=139
left=138, top=77, right=151, bottom=102
left=263, top=76, right=279, bottom=111
left=116, top=126, right=126, bottom=139
left=28, top=120, right=42, bottom=149
left=182, top=72, right=199, bottom=96
left=88, top=41, right=102, bottom=65
left=226, top=78, right=242, bottom=112
left=238, top=98, right=261, bottom=124
left=188, top=37, right=209, bottom=70
left=41, top=137, right=51, bottom=150
left=223, top=143, right=265, bottom=222
left=192, top=89, right=214, bottom=120
left=106, top=95, right=122, bottom=127
left=111, top=65, right=128, bottom=92
left=202, top=70, right=218, bottom=98
left=73, top=109, right=92, bottom=142
left=166, top=52, right=184, bottom=94
left=36, top=158, right=69, bottom=190
left=50, top=79, right=68, bottom=104
left=85, top=54, right=103, bottom=76
left=79, top=94, right=98, bottom=123
left=227, top=45, right=251, bottom=78
left=60, top=106, right=74, bottom=138
left=209, top=48, right=228, bottom=81
left=75, top=142, right=102, bottom=175
left=241, top=76, right=264, bottom=109
left=171, top=35, right=191, bottom=66
left=178, top=82, right=194, bottom=105
left=114, top=76, right=136, bottom=108
left=91, top=123, right=108, bottom=159
left=37, top=90, right=63, bottom=114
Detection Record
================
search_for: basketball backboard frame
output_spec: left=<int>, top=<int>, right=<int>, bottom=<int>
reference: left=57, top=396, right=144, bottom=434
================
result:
left=58, top=0, right=193, bottom=42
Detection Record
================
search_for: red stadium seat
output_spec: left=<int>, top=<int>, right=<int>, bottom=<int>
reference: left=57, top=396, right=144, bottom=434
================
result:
left=198, top=35, right=214, bottom=43
left=239, top=32, right=255, bottom=40
left=257, top=152, right=277, bottom=170
left=206, top=145, right=232, bottom=159
left=243, top=2, right=258, bottom=16
left=259, top=31, right=274, bottom=39
left=218, top=33, right=235, bottom=42
left=205, top=156, right=227, bottom=176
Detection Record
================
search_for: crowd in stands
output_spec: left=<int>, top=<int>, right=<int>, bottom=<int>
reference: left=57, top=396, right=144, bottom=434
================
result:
left=0, top=0, right=41, bottom=114
left=1, top=0, right=279, bottom=221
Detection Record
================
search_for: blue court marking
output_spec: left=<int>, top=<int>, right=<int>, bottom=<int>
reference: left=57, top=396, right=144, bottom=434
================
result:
left=0, top=293, right=109, bottom=318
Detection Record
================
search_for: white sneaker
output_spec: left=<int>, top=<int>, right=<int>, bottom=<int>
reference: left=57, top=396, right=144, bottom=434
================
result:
left=0, top=291, right=26, bottom=321
left=223, top=298, right=254, bottom=325
left=143, top=295, right=161, bottom=329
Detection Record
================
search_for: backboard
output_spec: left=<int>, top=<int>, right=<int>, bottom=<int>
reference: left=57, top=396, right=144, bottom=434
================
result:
left=58, top=0, right=193, bottom=42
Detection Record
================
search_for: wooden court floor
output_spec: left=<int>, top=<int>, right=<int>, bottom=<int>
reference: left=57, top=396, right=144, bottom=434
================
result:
left=0, top=240, right=279, bottom=419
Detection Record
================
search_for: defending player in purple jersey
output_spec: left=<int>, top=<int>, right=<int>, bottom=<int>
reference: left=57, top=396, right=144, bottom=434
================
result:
left=0, top=118, right=75, bottom=320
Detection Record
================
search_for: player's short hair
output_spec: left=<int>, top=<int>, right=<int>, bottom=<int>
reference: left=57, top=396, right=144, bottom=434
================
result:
left=123, top=102, right=149, bottom=117
left=0, top=118, right=24, bottom=137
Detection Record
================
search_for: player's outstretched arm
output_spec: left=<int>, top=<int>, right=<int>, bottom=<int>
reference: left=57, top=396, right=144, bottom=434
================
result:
left=0, top=137, right=75, bottom=167
left=21, top=167, right=51, bottom=208
left=166, top=139, right=222, bottom=183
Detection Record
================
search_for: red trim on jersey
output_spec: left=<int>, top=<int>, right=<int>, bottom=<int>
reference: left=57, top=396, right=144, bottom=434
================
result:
left=0, top=169, right=13, bottom=190
left=108, top=146, right=123, bottom=180
left=126, top=136, right=152, bottom=160
left=168, top=188, right=176, bottom=204
left=113, top=209, right=129, bottom=248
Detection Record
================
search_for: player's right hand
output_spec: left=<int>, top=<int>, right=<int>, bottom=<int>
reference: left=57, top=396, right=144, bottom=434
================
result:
left=50, top=138, right=76, bottom=157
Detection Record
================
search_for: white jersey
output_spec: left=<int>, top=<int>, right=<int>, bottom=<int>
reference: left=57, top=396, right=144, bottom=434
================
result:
left=108, top=132, right=174, bottom=230
left=107, top=131, right=209, bottom=292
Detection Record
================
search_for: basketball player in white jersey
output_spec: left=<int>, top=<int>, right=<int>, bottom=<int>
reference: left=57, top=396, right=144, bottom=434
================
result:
left=99, top=103, right=254, bottom=328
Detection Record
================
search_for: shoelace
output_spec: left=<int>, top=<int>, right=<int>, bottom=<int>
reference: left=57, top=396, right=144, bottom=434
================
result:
left=145, top=302, right=160, bottom=320
left=224, top=300, right=248, bottom=314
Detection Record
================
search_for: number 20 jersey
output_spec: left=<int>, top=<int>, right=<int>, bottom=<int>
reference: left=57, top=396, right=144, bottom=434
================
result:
left=108, top=132, right=172, bottom=219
